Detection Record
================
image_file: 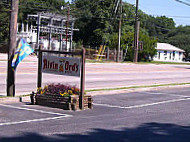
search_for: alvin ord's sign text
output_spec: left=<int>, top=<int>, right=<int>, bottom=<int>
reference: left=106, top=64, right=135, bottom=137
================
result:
left=42, top=55, right=81, bottom=77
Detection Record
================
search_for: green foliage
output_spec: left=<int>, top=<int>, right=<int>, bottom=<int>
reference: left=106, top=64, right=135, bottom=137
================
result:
left=167, top=34, right=190, bottom=58
left=162, top=26, right=190, bottom=58
left=73, top=0, right=115, bottom=46
left=144, top=16, right=175, bottom=41
left=0, top=2, right=10, bottom=48
left=138, top=33, right=157, bottom=61
left=71, top=1, right=165, bottom=61
left=121, top=31, right=157, bottom=62
left=18, top=0, right=66, bottom=22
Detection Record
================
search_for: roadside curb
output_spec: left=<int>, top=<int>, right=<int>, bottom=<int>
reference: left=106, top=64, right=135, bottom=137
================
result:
left=87, top=84, right=190, bottom=96
left=0, top=96, right=30, bottom=104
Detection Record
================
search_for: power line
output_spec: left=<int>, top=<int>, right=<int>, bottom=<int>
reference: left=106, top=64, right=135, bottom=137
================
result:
left=152, top=14, right=190, bottom=19
left=184, top=0, right=190, bottom=3
left=174, top=0, right=190, bottom=7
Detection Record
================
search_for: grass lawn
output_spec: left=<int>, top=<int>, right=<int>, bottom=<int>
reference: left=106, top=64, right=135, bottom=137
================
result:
left=86, top=59, right=190, bottom=65
left=86, top=82, right=190, bottom=92
left=146, top=61, right=190, bottom=65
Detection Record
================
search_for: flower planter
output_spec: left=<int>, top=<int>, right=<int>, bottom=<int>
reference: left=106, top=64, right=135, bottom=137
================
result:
left=34, top=93, right=93, bottom=111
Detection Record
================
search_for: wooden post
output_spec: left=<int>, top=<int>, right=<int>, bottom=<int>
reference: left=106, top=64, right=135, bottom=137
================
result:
left=70, top=22, right=74, bottom=51
left=36, top=13, right=41, bottom=49
left=133, top=21, right=140, bottom=63
left=48, top=18, right=52, bottom=50
left=66, top=5, right=70, bottom=51
left=133, top=0, right=140, bottom=63
left=79, top=48, right=85, bottom=110
left=114, top=48, right=117, bottom=61
left=7, top=0, right=19, bottom=97
left=107, top=47, right=109, bottom=60
left=61, top=20, right=64, bottom=51
left=121, top=49, right=123, bottom=61
left=117, top=0, right=122, bottom=62
left=37, top=44, right=42, bottom=88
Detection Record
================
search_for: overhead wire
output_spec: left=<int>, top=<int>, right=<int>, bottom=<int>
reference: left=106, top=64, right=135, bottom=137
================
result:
left=184, top=0, right=190, bottom=2
left=174, top=0, right=190, bottom=6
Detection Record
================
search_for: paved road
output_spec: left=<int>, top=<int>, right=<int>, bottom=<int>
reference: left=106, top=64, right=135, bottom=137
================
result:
left=0, top=87, right=190, bottom=142
left=1, top=54, right=190, bottom=96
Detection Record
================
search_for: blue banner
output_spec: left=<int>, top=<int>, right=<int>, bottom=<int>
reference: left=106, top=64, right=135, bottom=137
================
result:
left=11, top=38, right=34, bottom=70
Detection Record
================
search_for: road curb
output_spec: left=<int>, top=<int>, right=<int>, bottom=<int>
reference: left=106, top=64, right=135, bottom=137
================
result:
left=88, top=84, right=190, bottom=96
left=0, top=96, right=30, bottom=104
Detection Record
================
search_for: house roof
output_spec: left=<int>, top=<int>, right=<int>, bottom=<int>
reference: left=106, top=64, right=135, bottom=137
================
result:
left=156, top=43, right=185, bottom=52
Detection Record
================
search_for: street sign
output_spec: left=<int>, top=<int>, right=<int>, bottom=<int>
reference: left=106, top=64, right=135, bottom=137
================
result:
left=42, top=55, right=81, bottom=77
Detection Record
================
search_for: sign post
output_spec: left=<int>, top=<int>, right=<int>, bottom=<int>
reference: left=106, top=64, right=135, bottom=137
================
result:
left=79, top=48, right=85, bottom=110
left=37, top=44, right=42, bottom=88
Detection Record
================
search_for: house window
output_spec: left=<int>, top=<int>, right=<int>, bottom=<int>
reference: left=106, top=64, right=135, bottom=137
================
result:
left=179, top=52, right=181, bottom=60
left=173, top=51, right=175, bottom=60
left=170, top=52, right=172, bottom=60
left=164, top=51, right=167, bottom=55
left=164, top=51, right=167, bottom=60
left=158, top=52, right=161, bottom=59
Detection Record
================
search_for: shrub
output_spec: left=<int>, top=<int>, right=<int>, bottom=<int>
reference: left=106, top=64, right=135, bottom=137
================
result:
left=37, top=83, right=80, bottom=97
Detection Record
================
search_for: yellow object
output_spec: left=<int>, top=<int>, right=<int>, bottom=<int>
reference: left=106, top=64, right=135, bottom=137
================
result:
left=96, top=45, right=106, bottom=61
left=96, top=45, right=103, bottom=60
left=100, top=45, right=106, bottom=60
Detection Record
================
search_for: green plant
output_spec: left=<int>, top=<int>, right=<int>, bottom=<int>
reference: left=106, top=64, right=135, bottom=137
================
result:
left=37, top=83, right=80, bottom=97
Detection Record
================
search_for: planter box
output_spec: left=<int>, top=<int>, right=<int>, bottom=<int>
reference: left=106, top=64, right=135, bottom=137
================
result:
left=34, top=93, right=93, bottom=110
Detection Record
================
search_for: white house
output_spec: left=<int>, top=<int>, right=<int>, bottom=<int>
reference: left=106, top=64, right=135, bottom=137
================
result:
left=153, top=43, right=185, bottom=62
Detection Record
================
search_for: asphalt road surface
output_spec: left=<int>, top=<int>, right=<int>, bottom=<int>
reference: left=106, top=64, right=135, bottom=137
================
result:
left=1, top=54, right=190, bottom=96
left=0, top=87, right=190, bottom=142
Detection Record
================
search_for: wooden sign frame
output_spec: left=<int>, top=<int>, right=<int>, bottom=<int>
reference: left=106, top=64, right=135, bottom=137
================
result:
left=36, top=47, right=86, bottom=110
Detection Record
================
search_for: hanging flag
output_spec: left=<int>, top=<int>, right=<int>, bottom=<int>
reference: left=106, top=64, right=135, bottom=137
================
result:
left=11, top=38, right=34, bottom=70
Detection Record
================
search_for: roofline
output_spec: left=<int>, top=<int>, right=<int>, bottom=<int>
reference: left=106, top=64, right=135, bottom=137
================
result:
left=156, top=49, right=185, bottom=52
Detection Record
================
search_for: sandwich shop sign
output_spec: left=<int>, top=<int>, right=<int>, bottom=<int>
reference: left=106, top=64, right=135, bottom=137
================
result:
left=42, top=55, right=81, bottom=77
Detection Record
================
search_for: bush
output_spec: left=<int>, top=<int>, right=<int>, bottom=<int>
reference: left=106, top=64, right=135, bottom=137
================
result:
left=37, top=83, right=80, bottom=97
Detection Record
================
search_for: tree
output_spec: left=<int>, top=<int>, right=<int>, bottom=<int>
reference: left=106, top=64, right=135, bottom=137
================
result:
left=167, top=34, right=190, bottom=58
left=113, top=30, right=157, bottom=62
left=0, top=1, right=10, bottom=48
left=18, top=0, right=66, bottom=22
left=165, top=26, right=190, bottom=58
left=72, top=0, right=115, bottom=47
left=144, top=16, right=175, bottom=41
left=138, top=33, right=157, bottom=61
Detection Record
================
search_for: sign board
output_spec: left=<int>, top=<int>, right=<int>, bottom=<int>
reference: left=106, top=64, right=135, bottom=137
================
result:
left=42, top=55, right=81, bottom=77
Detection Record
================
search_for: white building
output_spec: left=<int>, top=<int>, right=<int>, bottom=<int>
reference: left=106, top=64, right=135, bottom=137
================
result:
left=16, top=23, right=37, bottom=44
left=16, top=23, right=71, bottom=51
left=153, top=43, right=185, bottom=62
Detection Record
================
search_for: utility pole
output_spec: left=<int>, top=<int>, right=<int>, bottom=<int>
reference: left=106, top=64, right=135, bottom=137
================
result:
left=117, top=0, right=122, bottom=62
left=133, top=0, right=140, bottom=63
left=7, top=0, right=19, bottom=96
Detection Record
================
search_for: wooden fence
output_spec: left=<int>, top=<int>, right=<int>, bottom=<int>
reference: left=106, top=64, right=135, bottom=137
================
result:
left=84, top=47, right=124, bottom=61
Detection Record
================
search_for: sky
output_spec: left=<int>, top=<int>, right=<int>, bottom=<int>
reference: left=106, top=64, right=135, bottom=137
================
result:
left=125, top=0, right=190, bottom=26
left=66, top=0, right=190, bottom=26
